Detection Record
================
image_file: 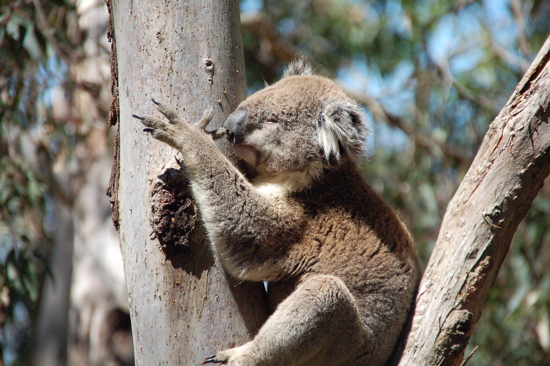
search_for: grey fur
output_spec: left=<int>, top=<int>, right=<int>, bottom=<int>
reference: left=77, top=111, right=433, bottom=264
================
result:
left=135, top=63, right=420, bottom=366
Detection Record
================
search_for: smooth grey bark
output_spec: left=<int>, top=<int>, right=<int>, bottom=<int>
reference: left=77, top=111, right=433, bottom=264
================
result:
left=111, top=1, right=268, bottom=365
left=397, top=36, right=550, bottom=366
left=32, top=203, right=73, bottom=366
left=68, top=153, right=131, bottom=366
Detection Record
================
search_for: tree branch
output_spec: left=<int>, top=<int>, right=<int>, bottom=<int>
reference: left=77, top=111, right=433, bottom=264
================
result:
left=398, top=36, right=550, bottom=366
left=343, top=86, right=472, bottom=164
left=432, top=60, right=501, bottom=114
left=510, top=0, right=533, bottom=60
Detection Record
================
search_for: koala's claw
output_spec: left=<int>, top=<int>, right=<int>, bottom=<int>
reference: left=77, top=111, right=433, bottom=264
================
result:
left=206, top=127, right=227, bottom=140
left=197, top=107, right=214, bottom=130
left=153, top=101, right=186, bottom=124
left=134, top=101, right=217, bottom=148
left=202, top=355, right=225, bottom=364
left=132, top=115, right=156, bottom=134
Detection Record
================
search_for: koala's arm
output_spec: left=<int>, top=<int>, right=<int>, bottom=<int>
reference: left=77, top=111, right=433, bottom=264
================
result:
left=134, top=102, right=296, bottom=279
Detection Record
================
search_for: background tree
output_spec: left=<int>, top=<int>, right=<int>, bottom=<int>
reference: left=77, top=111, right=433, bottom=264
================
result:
left=1, top=0, right=549, bottom=365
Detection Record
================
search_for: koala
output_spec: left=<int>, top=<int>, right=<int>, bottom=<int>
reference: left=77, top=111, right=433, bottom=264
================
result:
left=133, top=61, right=420, bottom=366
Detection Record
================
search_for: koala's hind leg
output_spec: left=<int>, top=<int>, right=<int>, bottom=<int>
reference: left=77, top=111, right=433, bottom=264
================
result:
left=204, top=275, right=367, bottom=366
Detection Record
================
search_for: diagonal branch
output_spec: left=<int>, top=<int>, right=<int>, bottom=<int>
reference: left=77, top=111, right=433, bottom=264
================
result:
left=432, top=60, right=501, bottom=114
left=397, top=36, right=550, bottom=366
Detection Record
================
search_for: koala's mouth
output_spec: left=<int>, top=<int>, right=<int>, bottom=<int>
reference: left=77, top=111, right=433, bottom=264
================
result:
left=233, top=144, right=259, bottom=167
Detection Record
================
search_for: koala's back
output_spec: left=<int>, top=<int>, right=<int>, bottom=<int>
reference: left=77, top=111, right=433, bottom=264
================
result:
left=271, top=162, right=420, bottom=364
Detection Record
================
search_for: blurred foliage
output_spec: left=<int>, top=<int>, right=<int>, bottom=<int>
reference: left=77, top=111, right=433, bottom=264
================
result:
left=0, top=0, right=82, bottom=363
left=1, top=0, right=549, bottom=364
left=0, top=157, right=47, bottom=319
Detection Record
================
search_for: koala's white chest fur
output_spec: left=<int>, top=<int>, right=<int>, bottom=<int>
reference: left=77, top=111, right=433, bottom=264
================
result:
left=252, top=161, right=323, bottom=198
left=253, top=182, right=289, bottom=198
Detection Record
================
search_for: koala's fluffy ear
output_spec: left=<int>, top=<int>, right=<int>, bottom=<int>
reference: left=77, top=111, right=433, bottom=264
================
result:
left=283, top=58, right=315, bottom=78
left=317, top=101, right=367, bottom=162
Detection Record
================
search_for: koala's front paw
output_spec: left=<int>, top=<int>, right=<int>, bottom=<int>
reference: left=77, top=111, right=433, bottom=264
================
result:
left=133, top=100, right=214, bottom=148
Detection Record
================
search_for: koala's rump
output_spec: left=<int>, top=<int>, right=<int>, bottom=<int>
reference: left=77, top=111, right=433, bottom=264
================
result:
left=278, top=165, right=419, bottom=362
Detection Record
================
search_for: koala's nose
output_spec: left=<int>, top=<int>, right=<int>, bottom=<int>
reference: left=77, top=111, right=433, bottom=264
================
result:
left=224, top=109, right=247, bottom=144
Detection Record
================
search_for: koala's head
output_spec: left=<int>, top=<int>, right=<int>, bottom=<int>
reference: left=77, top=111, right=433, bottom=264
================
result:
left=223, top=62, right=367, bottom=179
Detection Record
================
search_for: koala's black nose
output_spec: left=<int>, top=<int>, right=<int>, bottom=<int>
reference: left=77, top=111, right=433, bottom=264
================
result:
left=224, top=109, right=247, bottom=144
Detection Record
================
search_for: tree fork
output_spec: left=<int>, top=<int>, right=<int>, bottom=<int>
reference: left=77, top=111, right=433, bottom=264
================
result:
left=398, top=36, right=550, bottom=366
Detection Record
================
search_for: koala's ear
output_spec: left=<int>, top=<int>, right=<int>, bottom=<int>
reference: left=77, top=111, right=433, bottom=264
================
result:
left=317, top=101, right=367, bottom=162
left=283, top=58, right=314, bottom=78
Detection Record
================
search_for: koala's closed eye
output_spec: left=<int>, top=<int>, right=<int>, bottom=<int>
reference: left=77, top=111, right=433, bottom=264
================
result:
left=264, top=118, right=278, bottom=129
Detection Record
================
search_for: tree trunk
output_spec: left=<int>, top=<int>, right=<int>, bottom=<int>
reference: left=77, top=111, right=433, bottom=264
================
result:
left=32, top=203, right=73, bottom=366
left=398, top=36, right=550, bottom=366
left=110, top=1, right=268, bottom=365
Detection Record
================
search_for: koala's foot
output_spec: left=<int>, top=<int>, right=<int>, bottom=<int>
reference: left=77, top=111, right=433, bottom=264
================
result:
left=202, top=344, right=255, bottom=366
left=132, top=100, right=214, bottom=149
left=202, top=354, right=226, bottom=364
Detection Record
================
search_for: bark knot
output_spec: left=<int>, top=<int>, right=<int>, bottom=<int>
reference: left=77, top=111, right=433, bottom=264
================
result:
left=150, top=167, right=198, bottom=264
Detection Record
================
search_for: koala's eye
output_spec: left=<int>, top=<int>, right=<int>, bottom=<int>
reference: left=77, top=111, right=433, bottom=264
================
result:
left=264, top=117, right=278, bottom=128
